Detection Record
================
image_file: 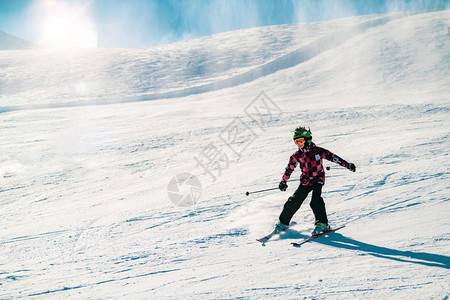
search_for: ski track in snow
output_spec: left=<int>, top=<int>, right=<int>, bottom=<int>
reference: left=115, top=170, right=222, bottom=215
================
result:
left=1, top=10, right=450, bottom=299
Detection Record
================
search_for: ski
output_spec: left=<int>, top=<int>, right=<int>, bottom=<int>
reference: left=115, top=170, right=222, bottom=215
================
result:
left=291, top=225, right=345, bottom=247
left=257, top=222, right=296, bottom=245
left=256, top=230, right=277, bottom=244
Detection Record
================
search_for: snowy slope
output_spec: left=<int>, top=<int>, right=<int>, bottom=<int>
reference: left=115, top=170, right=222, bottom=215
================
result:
left=1, top=10, right=449, bottom=299
left=0, top=14, right=378, bottom=108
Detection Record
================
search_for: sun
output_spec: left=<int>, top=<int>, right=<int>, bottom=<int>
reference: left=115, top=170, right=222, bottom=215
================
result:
left=40, top=2, right=98, bottom=48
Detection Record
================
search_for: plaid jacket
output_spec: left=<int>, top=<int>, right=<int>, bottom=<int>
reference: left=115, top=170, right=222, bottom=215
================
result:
left=282, top=143, right=351, bottom=186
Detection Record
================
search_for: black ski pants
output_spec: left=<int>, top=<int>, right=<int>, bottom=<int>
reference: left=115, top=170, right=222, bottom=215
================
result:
left=279, top=183, right=328, bottom=226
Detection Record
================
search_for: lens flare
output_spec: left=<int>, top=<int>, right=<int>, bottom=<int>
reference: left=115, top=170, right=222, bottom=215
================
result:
left=39, top=0, right=97, bottom=48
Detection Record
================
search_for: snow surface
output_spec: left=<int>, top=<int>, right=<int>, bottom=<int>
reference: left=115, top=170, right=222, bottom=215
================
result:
left=1, top=10, right=449, bottom=299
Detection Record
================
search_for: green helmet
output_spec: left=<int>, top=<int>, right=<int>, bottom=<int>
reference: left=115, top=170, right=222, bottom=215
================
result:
left=293, top=126, right=312, bottom=142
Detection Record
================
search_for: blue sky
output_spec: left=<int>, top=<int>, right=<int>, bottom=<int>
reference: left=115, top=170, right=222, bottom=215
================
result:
left=0, top=0, right=448, bottom=48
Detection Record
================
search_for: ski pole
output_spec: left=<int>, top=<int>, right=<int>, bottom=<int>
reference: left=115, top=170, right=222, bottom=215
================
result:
left=245, top=179, right=299, bottom=196
left=325, top=166, right=351, bottom=171
left=245, top=187, right=278, bottom=196
left=246, top=167, right=342, bottom=196
left=326, top=166, right=345, bottom=170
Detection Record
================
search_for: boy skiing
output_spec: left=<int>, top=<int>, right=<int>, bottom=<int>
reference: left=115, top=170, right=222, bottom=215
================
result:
left=275, top=126, right=356, bottom=236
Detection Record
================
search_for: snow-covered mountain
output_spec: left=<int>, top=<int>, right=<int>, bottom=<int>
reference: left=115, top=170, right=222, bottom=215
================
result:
left=1, top=10, right=449, bottom=299
left=0, top=30, right=34, bottom=50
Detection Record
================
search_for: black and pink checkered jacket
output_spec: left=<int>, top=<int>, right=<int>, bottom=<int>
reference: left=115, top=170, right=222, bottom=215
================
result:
left=281, top=143, right=351, bottom=186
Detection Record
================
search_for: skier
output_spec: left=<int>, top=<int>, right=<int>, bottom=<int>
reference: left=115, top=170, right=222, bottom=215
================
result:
left=275, top=126, right=356, bottom=236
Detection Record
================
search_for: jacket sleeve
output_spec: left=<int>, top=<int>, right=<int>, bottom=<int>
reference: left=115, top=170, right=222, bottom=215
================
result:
left=281, top=154, right=298, bottom=183
left=320, top=148, right=350, bottom=168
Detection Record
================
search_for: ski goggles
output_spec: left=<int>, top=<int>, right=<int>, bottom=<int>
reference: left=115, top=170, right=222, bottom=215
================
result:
left=294, top=137, right=306, bottom=145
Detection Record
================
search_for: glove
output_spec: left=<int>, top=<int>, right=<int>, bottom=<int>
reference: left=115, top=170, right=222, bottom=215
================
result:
left=348, top=163, right=356, bottom=172
left=279, top=181, right=288, bottom=191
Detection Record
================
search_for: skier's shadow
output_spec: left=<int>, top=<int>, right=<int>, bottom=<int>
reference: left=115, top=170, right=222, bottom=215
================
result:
left=283, top=231, right=450, bottom=269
